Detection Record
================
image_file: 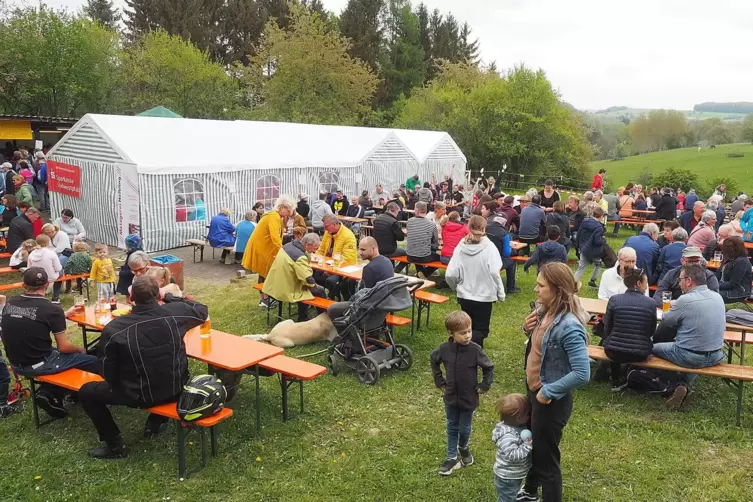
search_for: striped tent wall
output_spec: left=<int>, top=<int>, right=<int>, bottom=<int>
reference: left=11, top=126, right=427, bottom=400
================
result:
left=419, top=138, right=467, bottom=187
left=47, top=156, right=123, bottom=248
left=51, top=123, right=125, bottom=164
left=364, top=136, right=421, bottom=195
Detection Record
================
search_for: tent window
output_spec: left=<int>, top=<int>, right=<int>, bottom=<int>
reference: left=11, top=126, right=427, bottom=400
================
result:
left=319, top=171, right=339, bottom=194
left=256, top=174, right=280, bottom=210
left=174, top=178, right=206, bottom=222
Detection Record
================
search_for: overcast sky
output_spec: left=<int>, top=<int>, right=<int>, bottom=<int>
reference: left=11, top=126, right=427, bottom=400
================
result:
left=42, top=0, right=753, bottom=111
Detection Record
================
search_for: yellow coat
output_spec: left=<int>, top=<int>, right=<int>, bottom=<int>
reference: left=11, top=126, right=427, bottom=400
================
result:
left=316, top=224, right=357, bottom=266
left=262, top=241, right=315, bottom=302
left=242, top=211, right=283, bottom=279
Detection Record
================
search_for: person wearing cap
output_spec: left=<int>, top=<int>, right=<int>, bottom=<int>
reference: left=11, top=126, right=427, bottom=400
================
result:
left=652, top=246, right=719, bottom=312
left=0, top=267, right=97, bottom=420
left=296, top=194, right=310, bottom=219
left=78, top=275, right=209, bottom=459
left=652, top=264, right=726, bottom=409
left=330, top=189, right=349, bottom=216
left=405, top=174, right=420, bottom=192
left=538, top=180, right=560, bottom=212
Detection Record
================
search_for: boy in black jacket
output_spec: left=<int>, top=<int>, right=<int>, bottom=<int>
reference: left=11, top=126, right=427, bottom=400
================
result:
left=430, top=311, right=494, bottom=476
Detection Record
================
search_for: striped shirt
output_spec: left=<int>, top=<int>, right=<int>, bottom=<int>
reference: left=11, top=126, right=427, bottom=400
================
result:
left=406, top=216, right=437, bottom=258
left=492, top=422, right=532, bottom=479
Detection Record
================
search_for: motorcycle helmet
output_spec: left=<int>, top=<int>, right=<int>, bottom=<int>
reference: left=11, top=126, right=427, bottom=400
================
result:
left=177, top=374, right=227, bottom=422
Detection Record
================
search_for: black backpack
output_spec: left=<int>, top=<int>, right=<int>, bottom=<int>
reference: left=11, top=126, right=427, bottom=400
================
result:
left=626, top=367, right=679, bottom=396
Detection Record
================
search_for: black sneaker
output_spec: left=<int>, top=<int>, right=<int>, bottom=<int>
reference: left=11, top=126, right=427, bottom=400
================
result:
left=36, top=392, right=68, bottom=419
left=459, top=447, right=474, bottom=466
left=438, top=457, right=461, bottom=476
left=666, top=384, right=688, bottom=410
left=588, top=280, right=598, bottom=288
left=89, top=439, right=128, bottom=459
left=0, top=403, right=20, bottom=418
left=507, top=288, right=522, bottom=294
left=516, top=487, right=540, bottom=502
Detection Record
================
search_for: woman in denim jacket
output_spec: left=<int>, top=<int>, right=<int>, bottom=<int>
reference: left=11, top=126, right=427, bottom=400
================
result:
left=517, top=263, right=590, bottom=502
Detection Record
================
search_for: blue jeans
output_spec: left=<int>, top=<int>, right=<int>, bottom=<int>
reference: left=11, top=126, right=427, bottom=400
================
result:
left=652, top=343, right=725, bottom=386
left=12, top=349, right=98, bottom=398
left=495, top=474, right=524, bottom=502
left=445, top=405, right=473, bottom=459
left=0, top=351, right=10, bottom=405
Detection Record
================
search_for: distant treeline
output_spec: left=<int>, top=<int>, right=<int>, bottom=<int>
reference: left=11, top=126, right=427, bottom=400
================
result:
left=693, top=102, right=753, bottom=114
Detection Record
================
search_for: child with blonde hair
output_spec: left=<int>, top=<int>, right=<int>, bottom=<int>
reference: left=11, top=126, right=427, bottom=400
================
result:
left=28, top=234, right=63, bottom=302
left=430, top=310, right=494, bottom=476
left=90, top=243, right=116, bottom=301
left=64, top=241, right=93, bottom=294
left=9, top=239, right=37, bottom=269
left=145, top=267, right=182, bottom=298
left=492, top=394, right=533, bottom=501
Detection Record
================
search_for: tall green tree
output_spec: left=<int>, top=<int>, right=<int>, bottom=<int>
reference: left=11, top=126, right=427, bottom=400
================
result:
left=629, top=110, right=688, bottom=153
left=218, top=0, right=266, bottom=65
left=0, top=6, right=118, bottom=116
left=249, top=3, right=378, bottom=125
left=742, top=114, right=753, bottom=143
left=339, top=0, right=385, bottom=73
left=116, top=30, right=238, bottom=118
left=123, top=0, right=162, bottom=39
left=379, top=0, right=426, bottom=107
left=416, top=2, right=431, bottom=63
left=395, top=62, right=592, bottom=179
left=83, top=0, right=120, bottom=30
left=458, top=22, right=479, bottom=63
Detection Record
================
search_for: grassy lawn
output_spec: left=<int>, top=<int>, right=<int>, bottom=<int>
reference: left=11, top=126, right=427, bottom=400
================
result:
left=591, top=143, right=753, bottom=195
left=1, top=229, right=753, bottom=501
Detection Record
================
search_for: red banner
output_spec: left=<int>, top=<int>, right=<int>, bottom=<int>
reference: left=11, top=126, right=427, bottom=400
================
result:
left=48, top=161, right=81, bottom=198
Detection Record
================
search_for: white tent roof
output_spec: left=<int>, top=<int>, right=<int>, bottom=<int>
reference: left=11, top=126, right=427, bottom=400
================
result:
left=390, top=129, right=465, bottom=163
left=50, top=114, right=418, bottom=175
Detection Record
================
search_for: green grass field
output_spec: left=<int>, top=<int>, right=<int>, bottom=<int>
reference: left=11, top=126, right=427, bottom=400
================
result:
left=591, top=143, right=753, bottom=195
left=1, top=230, right=753, bottom=501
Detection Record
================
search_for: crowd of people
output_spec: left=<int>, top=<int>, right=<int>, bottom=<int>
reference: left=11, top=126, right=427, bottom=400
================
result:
left=1, top=163, right=751, bottom=502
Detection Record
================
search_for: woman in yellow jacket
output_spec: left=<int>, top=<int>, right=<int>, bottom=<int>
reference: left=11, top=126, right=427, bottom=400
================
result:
left=242, top=195, right=294, bottom=307
left=314, top=214, right=358, bottom=300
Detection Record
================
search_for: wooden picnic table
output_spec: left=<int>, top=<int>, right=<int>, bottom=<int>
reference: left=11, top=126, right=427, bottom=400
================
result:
left=310, top=259, right=435, bottom=289
left=579, top=297, right=751, bottom=365
left=337, top=216, right=368, bottom=224
left=184, top=327, right=284, bottom=432
left=66, top=303, right=131, bottom=349
left=745, top=242, right=753, bottom=250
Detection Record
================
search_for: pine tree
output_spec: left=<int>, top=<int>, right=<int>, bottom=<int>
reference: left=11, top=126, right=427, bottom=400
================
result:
left=339, top=0, right=386, bottom=73
left=416, top=3, right=431, bottom=62
left=123, top=0, right=161, bottom=40
left=380, top=0, right=426, bottom=107
left=84, top=0, right=120, bottom=30
left=458, top=22, right=479, bottom=63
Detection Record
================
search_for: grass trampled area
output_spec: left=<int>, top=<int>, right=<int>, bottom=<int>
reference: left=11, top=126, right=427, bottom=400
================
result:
left=1, top=229, right=753, bottom=501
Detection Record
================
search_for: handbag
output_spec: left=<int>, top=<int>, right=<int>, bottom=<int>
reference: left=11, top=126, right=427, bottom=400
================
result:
left=601, top=243, right=617, bottom=268
left=62, top=248, right=73, bottom=257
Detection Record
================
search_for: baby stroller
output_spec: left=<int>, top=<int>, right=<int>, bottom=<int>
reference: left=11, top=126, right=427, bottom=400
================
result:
left=327, top=276, right=419, bottom=385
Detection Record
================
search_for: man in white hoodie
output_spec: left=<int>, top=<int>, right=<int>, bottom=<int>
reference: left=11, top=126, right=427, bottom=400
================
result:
left=28, top=234, right=63, bottom=303
left=310, top=192, right=333, bottom=233
left=445, top=215, right=506, bottom=347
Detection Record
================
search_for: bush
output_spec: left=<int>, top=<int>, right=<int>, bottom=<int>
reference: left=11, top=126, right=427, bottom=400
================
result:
left=650, top=168, right=700, bottom=192
left=704, top=176, right=740, bottom=200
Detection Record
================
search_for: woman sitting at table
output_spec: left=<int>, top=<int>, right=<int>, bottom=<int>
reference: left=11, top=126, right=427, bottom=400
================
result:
left=717, top=236, right=752, bottom=304
left=146, top=267, right=183, bottom=298
left=598, top=268, right=656, bottom=390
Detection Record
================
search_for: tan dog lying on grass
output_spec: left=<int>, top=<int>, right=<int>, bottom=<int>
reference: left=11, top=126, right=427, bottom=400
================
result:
left=245, top=313, right=338, bottom=348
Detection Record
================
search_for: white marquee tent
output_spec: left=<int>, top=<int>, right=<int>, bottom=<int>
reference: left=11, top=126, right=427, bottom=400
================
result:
left=48, top=114, right=426, bottom=252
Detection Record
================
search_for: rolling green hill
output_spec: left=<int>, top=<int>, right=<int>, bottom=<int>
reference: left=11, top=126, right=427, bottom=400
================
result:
left=591, top=143, right=753, bottom=194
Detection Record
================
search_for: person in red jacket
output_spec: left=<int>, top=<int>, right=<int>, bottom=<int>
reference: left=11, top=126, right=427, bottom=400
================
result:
left=591, top=169, right=606, bottom=190
left=440, top=211, right=469, bottom=264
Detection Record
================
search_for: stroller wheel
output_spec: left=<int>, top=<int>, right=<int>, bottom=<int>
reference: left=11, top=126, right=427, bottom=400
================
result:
left=327, top=354, right=339, bottom=376
left=393, top=344, right=413, bottom=371
left=355, top=356, right=380, bottom=385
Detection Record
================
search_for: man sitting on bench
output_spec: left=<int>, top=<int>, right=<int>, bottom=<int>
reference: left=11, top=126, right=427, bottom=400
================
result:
left=652, top=264, right=726, bottom=410
left=406, top=202, right=440, bottom=278
left=0, top=267, right=97, bottom=418
left=78, top=275, right=209, bottom=459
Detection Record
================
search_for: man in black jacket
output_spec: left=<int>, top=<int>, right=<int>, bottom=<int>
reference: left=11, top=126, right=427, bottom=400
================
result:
left=373, top=203, right=407, bottom=273
left=654, top=188, right=678, bottom=222
left=6, top=206, right=38, bottom=252
left=78, top=275, right=209, bottom=459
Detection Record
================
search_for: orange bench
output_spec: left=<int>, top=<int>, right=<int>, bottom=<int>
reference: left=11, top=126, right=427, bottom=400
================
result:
left=414, top=290, right=449, bottom=329
left=0, top=273, right=90, bottom=295
left=31, top=369, right=233, bottom=478
left=258, top=355, right=326, bottom=421
left=390, top=255, right=447, bottom=273
left=0, top=252, right=10, bottom=259
left=0, top=266, right=17, bottom=274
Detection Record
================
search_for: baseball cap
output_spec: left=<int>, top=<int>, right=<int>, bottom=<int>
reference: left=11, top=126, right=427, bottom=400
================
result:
left=23, top=267, right=49, bottom=288
left=682, top=246, right=703, bottom=259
